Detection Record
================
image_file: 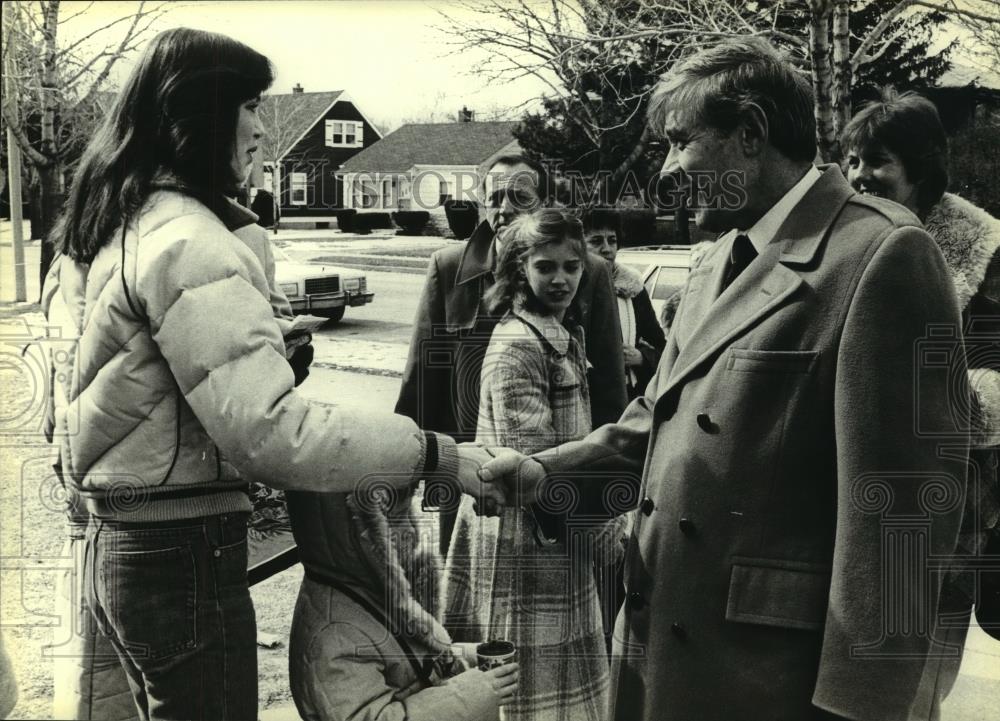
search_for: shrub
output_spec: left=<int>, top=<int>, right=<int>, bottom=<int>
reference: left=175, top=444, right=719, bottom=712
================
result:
left=392, top=210, right=430, bottom=236
left=444, top=199, right=480, bottom=240
left=354, top=212, right=393, bottom=235
left=335, top=208, right=357, bottom=233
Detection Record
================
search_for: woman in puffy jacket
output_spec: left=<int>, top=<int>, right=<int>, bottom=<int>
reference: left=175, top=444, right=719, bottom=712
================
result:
left=42, top=27, right=495, bottom=721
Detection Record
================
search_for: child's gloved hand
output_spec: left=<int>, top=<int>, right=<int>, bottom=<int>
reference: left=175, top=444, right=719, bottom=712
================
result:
left=480, top=663, right=519, bottom=706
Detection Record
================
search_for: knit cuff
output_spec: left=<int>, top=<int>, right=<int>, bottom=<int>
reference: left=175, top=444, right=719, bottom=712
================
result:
left=421, top=431, right=459, bottom=481
left=431, top=432, right=460, bottom=482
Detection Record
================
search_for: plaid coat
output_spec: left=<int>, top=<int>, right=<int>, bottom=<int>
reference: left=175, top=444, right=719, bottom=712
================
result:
left=443, top=307, right=624, bottom=721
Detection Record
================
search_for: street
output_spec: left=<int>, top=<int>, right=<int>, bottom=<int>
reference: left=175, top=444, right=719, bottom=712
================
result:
left=312, top=267, right=423, bottom=348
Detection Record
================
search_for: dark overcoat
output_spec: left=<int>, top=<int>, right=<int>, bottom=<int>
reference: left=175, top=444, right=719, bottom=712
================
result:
left=536, top=166, right=969, bottom=721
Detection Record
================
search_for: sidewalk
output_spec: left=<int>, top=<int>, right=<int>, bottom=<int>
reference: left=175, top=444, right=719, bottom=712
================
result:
left=0, top=219, right=40, bottom=306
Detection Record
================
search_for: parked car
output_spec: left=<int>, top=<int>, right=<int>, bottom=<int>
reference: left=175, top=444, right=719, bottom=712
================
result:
left=616, top=245, right=695, bottom=319
left=272, top=244, right=374, bottom=323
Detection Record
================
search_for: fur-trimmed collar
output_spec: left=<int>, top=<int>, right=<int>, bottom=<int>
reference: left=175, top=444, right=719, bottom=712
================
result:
left=613, top=262, right=645, bottom=299
left=924, top=193, right=1000, bottom=310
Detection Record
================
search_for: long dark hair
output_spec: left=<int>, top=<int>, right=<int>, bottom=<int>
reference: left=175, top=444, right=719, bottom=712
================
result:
left=52, top=28, right=273, bottom=263
left=485, top=208, right=588, bottom=317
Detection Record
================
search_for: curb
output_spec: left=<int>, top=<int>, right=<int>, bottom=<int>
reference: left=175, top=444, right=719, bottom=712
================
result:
left=309, top=259, right=428, bottom=275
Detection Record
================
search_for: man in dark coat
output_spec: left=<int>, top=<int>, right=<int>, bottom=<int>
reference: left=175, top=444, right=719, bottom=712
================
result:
left=396, top=155, right=627, bottom=554
left=481, top=39, right=969, bottom=721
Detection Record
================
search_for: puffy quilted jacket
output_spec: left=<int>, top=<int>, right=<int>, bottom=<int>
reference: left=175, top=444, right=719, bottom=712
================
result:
left=42, top=189, right=454, bottom=522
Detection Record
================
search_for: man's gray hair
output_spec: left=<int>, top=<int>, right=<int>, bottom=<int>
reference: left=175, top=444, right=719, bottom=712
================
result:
left=647, top=37, right=816, bottom=162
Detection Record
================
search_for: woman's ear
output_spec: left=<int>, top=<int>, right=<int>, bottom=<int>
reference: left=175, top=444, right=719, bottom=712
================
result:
left=738, top=102, right=768, bottom=157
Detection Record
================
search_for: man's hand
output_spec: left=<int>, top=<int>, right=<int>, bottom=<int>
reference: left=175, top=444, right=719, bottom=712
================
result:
left=457, top=443, right=507, bottom=515
left=477, top=449, right=547, bottom=506
left=623, top=344, right=643, bottom=369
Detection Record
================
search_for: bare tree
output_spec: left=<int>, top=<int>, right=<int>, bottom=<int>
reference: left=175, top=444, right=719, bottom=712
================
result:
left=440, top=0, right=1000, bottom=165
left=256, top=92, right=336, bottom=231
left=0, top=0, right=172, bottom=285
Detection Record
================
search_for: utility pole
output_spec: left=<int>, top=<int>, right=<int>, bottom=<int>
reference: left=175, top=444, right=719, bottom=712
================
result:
left=3, top=1, right=28, bottom=302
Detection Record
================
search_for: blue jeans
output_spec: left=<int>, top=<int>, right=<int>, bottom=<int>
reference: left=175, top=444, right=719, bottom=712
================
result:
left=84, top=513, right=257, bottom=721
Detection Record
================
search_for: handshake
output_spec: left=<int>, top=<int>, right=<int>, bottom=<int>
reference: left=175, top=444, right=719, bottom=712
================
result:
left=454, top=443, right=546, bottom=517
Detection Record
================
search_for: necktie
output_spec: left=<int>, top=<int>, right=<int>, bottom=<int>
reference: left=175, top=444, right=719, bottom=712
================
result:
left=722, top=233, right=757, bottom=291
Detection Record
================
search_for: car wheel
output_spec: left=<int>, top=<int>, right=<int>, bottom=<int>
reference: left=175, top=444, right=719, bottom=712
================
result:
left=318, top=306, right=346, bottom=323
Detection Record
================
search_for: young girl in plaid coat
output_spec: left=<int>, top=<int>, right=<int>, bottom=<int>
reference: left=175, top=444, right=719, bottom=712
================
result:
left=443, top=209, right=625, bottom=721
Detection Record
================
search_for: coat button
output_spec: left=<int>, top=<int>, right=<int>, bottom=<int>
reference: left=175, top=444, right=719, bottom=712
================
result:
left=671, top=622, right=687, bottom=640
left=696, top=413, right=716, bottom=432
left=679, top=517, right=696, bottom=536
left=628, top=592, right=645, bottom=610
left=213, top=549, right=222, bottom=558
left=640, top=497, right=655, bottom=515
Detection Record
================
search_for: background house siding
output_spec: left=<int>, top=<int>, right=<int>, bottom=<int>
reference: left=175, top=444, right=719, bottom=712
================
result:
left=279, top=100, right=379, bottom=216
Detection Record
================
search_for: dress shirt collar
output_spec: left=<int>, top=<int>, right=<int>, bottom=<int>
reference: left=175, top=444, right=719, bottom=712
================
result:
left=736, top=165, right=822, bottom=254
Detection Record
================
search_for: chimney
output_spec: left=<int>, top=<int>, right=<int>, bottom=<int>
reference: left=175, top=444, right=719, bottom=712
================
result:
left=457, top=105, right=474, bottom=122
left=292, top=83, right=304, bottom=94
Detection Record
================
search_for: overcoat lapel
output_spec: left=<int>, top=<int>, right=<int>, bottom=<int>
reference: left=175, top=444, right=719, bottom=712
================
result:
left=656, top=164, right=855, bottom=404
left=446, top=221, right=494, bottom=331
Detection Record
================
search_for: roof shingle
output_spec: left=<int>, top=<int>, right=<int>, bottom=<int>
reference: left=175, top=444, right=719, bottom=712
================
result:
left=260, top=90, right=343, bottom=158
left=339, top=120, right=520, bottom=174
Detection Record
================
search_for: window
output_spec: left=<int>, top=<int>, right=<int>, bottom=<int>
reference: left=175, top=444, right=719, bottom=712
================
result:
left=382, top=177, right=393, bottom=207
left=353, top=178, right=377, bottom=209
left=290, top=172, right=308, bottom=205
left=262, top=163, right=279, bottom=200
left=325, top=120, right=364, bottom=148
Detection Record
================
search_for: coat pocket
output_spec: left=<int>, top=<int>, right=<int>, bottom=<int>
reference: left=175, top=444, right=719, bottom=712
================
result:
left=727, top=349, right=819, bottom=374
left=725, top=557, right=831, bottom=631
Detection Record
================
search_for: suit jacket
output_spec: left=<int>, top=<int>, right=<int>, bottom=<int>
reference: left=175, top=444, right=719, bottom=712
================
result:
left=535, top=166, right=969, bottom=721
left=396, top=220, right=627, bottom=440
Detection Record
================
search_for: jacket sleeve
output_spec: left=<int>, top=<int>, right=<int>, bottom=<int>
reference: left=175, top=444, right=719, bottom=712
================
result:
left=405, top=670, right=499, bottom=721
left=583, top=257, right=628, bottom=427
left=301, top=623, right=498, bottom=721
left=632, top=289, right=666, bottom=393
left=531, top=360, right=659, bottom=518
left=396, top=252, right=448, bottom=431
left=135, top=218, right=457, bottom=493
left=261, top=233, right=297, bottom=338
left=233, top=222, right=296, bottom=337
left=812, top=226, right=968, bottom=720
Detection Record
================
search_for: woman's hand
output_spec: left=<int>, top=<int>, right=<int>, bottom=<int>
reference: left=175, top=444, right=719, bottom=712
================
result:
left=623, top=344, right=643, bottom=368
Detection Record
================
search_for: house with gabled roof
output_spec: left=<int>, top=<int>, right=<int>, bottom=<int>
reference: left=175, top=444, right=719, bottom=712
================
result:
left=252, top=84, right=382, bottom=217
left=336, top=119, right=521, bottom=212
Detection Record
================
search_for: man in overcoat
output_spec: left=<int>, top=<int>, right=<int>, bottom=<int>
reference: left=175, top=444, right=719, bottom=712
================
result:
left=396, top=155, right=627, bottom=553
left=480, top=38, right=969, bottom=720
